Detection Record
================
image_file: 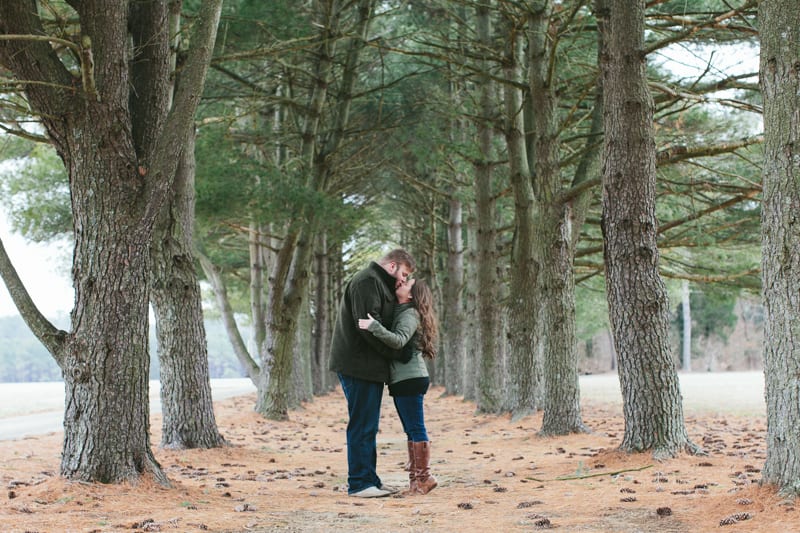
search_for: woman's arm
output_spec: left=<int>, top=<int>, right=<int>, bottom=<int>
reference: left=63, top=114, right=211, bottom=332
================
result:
left=359, top=309, right=418, bottom=350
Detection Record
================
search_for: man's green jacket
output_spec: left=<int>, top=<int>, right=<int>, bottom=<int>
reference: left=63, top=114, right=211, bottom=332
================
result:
left=329, top=262, right=402, bottom=383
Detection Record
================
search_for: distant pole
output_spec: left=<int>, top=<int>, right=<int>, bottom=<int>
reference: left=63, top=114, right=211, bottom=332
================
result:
left=681, top=280, right=691, bottom=371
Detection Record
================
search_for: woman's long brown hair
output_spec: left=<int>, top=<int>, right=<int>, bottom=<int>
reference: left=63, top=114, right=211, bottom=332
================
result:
left=411, top=280, right=439, bottom=359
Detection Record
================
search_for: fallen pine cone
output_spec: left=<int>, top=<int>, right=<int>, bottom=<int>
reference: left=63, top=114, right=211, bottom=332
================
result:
left=517, top=500, right=543, bottom=508
left=719, top=512, right=752, bottom=526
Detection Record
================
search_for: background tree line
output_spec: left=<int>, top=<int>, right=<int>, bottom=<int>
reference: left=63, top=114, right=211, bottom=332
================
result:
left=0, top=295, right=762, bottom=383
left=1, top=0, right=798, bottom=495
left=0, top=314, right=249, bottom=382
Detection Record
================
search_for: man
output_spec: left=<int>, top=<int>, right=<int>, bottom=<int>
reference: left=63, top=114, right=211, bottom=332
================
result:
left=329, top=248, right=416, bottom=497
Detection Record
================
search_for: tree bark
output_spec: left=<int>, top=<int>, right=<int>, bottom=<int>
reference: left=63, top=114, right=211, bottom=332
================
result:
left=529, top=2, right=587, bottom=433
left=537, top=203, right=584, bottom=434
left=461, top=211, right=479, bottom=401
left=293, top=288, right=314, bottom=405
left=151, top=129, right=225, bottom=449
left=311, top=232, right=331, bottom=394
left=681, top=280, right=692, bottom=371
left=443, top=195, right=466, bottom=395
left=61, top=103, right=166, bottom=482
left=474, top=0, right=504, bottom=414
left=759, top=0, right=800, bottom=494
left=598, top=0, right=697, bottom=458
left=501, top=8, right=542, bottom=420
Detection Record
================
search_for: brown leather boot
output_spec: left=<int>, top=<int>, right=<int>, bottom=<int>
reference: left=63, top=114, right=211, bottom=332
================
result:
left=402, top=441, right=418, bottom=495
left=404, top=440, right=413, bottom=471
left=412, top=441, right=437, bottom=495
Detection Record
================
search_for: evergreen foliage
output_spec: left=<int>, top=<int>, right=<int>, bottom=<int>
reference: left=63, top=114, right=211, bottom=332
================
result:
left=0, top=141, right=70, bottom=242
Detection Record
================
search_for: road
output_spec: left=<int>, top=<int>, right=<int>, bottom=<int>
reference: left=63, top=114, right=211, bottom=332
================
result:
left=0, top=372, right=765, bottom=441
left=0, top=378, right=256, bottom=441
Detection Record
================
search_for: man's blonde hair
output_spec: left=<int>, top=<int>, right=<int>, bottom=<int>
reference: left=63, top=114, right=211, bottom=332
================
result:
left=381, top=248, right=416, bottom=273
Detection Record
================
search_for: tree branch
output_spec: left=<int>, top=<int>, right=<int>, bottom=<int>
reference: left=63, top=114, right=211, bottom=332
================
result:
left=0, top=237, right=68, bottom=365
left=656, top=135, right=763, bottom=166
left=196, top=250, right=260, bottom=382
left=0, top=122, right=51, bottom=143
left=644, top=0, right=758, bottom=54
left=0, top=2, right=78, bottom=135
left=658, top=188, right=760, bottom=234
left=0, top=33, right=81, bottom=54
left=527, top=464, right=653, bottom=482
left=143, top=0, right=224, bottom=225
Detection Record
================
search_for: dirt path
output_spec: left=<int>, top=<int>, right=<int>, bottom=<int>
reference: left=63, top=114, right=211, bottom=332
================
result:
left=1, top=383, right=794, bottom=532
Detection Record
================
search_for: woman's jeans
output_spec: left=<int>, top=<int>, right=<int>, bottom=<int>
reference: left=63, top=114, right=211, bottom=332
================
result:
left=338, top=373, right=384, bottom=494
left=393, top=394, right=429, bottom=442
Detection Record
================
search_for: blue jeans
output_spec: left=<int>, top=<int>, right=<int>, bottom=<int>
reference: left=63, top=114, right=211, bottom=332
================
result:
left=338, top=373, right=384, bottom=494
left=393, top=394, right=429, bottom=442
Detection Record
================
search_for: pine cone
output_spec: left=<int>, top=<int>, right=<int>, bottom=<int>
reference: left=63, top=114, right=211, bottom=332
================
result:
left=719, top=512, right=752, bottom=526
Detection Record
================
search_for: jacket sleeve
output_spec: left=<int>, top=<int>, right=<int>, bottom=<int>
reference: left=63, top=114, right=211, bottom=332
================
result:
left=367, top=309, right=418, bottom=349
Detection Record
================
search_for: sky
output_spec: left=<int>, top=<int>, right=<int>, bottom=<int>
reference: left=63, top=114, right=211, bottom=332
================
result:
left=655, top=41, right=760, bottom=94
left=0, top=213, right=73, bottom=318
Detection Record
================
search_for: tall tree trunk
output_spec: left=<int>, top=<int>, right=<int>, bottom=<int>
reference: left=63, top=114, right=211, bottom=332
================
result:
left=62, top=122, right=164, bottom=482
left=443, top=196, right=465, bottom=395
left=257, top=225, right=312, bottom=419
left=529, top=3, right=586, bottom=434
left=151, top=129, right=225, bottom=449
left=291, top=287, right=314, bottom=406
left=537, top=204, right=585, bottom=434
left=249, top=221, right=267, bottom=354
left=311, top=232, right=331, bottom=394
left=474, top=0, right=504, bottom=414
left=501, top=9, right=542, bottom=419
left=462, top=210, right=479, bottom=401
left=598, top=0, right=697, bottom=458
left=539, top=1, right=606, bottom=433
left=440, top=3, right=468, bottom=396
left=759, top=0, right=800, bottom=494
left=681, top=280, right=691, bottom=371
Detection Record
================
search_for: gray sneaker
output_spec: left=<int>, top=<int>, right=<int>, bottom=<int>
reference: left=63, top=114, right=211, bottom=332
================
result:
left=350, top=486, right=392, bottom=498
left=379, top=483, right=400, bottom=494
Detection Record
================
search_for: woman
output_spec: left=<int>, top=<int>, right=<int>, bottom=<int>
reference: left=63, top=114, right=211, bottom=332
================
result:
left=358, top=278, right=438, bottom=495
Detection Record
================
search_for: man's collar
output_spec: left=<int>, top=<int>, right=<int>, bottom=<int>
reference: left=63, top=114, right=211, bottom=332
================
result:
left=370, top=261, right=396, bottom=291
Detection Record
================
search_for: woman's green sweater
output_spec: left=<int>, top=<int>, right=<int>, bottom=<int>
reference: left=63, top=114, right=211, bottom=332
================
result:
left=367, top=303, right=429, bottom=385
